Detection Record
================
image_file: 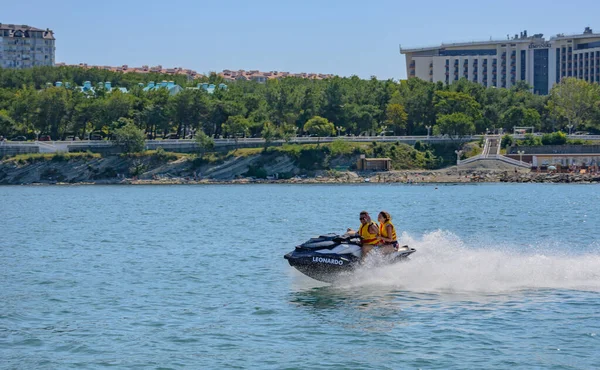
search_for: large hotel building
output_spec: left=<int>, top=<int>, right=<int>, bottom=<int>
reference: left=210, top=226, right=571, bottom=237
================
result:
left=401, top=28, right=600, bottom=94
left=0, top=23, right=55, bottom=69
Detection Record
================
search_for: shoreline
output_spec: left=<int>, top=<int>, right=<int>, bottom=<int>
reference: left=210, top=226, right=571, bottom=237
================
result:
left=10, top=170, right=600, bottom=185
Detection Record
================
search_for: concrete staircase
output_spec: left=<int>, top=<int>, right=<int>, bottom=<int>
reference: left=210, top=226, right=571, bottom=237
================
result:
left=460, top=135, right=531, bottom=168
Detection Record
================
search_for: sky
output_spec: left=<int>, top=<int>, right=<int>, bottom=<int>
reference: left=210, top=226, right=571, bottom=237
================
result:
left=3, top=0, right=599, bottom=80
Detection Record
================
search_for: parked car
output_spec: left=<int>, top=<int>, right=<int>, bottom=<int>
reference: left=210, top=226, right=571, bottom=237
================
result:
left=163, top=133, right=180, bottom=140
left=39, top=135, right=52, bottom=141
left=65, top=136, right=80, bottom=141
left=11, top=135, right=27, bottom=141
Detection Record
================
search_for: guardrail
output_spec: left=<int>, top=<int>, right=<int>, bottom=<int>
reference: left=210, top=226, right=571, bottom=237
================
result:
left=3, top=135, right=479, bottom=147
left=460, top=154, right=531, bottom=168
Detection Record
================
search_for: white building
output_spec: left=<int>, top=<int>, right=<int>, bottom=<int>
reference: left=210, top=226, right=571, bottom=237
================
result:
left=0, top=23, right=55, bottom=69
left=401, top=28, right=600, bottom=94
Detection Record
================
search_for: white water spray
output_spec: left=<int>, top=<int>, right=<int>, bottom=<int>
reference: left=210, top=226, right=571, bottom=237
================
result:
left=345, top=230, right=600, bottom=293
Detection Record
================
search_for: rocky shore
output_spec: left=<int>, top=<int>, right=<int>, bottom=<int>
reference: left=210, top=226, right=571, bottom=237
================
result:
left=1, top=153, right=598, bottom=185
left=120, top=170, right=600, bottom=185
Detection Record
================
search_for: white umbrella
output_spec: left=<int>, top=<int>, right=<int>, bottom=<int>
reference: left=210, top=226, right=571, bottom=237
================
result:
left=548, top=165, right=557, bottom=170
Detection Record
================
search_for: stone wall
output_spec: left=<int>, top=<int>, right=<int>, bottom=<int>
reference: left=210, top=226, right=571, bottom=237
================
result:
left=0, top=145, right=39, bottom=157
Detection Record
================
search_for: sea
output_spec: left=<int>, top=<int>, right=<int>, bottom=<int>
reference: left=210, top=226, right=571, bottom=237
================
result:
left=1, top=183, right=599, bottom=369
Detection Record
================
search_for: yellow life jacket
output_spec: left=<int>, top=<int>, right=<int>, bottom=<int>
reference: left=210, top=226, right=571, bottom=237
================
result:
left=359, top=221, right=379, bottom=245
left=380, top=221, right=397, bottom=242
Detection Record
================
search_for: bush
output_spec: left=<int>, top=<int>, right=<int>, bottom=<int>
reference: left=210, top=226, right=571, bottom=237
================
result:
left=152, top=147, right=177, bottom=162
left=501, top=134, right=514, bottom=148
left=568, top=139, right=585, bottom=145
left=329, top=139, right=353, bottom=156
left=516, top=133, right=542, bottom=146
left=114, top=122, right=145, bottom=153
left=541, top=131, right=567, bottom=145
left=297, top=148, right=328, bottom=170
left=191, top=155, right=206, bottom=169
left=51, top=152, right=67, bottom=162
left=244, top=165, right=268, bottom=179
left=129, top=160, right=147, bottom=177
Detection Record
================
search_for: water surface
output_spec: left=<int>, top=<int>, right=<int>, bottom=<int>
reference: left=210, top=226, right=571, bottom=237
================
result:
left=1, top=184, right=599, bottom=369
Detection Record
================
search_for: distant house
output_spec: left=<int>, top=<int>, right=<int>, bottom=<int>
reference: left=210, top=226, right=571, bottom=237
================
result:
left=80, top=81, right=95, bottom=94
left=45, top=80, right=128, bottom=94
left=143, top=81, right=183, bottom=96
left=218, top=69, right=334, bottom=83
left=186, top=83, right=228, bottom=94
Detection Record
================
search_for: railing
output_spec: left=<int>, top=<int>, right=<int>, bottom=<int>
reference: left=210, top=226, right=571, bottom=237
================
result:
left=460, top=154, right=531, bottom=168
left=482, top=137, right=491, bottom=156
left=14, top=134, right=600, bottom=151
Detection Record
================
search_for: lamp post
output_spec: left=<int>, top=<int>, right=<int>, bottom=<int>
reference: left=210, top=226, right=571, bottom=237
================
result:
left=455, top=149, right=463, bottom=166
left=425, top=125, right=431, bottom=139
left=517, top=150, right=524, bottom=163
left=567, top=124, right=573, bottom=135
left=336, top=126, right=343, bottom=137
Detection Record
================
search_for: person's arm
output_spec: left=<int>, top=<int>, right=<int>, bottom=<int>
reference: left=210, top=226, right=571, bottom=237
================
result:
left=368, top=224, right=379, bottom=237
left=381, top=224, right=394, bottom=243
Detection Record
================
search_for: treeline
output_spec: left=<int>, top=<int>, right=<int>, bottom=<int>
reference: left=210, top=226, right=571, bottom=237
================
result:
left=0, top=66, right=600, bottom=141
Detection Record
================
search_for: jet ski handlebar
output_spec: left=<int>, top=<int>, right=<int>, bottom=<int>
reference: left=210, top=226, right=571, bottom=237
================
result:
left=333, top=233, right=362, bottom=243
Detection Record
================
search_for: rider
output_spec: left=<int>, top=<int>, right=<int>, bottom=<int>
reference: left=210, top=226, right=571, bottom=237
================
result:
left=347, top=211, right=379, bottom=260
left=377, top=211, right=399, bottom=252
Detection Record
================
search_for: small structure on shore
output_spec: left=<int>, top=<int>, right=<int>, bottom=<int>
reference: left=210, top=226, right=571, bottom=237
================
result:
left=356, top=155, right=392, bottom=171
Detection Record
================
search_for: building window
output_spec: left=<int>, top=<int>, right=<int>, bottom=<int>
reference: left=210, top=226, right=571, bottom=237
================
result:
left=521, top=50, right=527, bottom=81
left=556, top=48, right=561, bottom=83
left=533, top=49, right=549, bottom=95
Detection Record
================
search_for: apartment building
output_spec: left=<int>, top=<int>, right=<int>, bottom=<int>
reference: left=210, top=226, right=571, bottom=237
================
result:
left=0, top=23, right=55, bottom=69
left=401, top=27, right=600, bottom=94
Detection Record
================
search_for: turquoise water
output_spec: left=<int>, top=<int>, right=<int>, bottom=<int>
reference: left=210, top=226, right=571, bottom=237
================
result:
left=1, top=184, right=599, bottom=369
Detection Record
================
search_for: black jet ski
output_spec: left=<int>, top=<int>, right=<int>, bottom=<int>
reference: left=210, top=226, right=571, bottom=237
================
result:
left=284, top=233, right=416, bottom=283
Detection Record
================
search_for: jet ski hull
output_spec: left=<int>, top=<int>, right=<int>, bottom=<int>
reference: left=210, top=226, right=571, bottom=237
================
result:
left=284, top=251, right=356, bottom=283
left=284, top=237, right=416, bottom=283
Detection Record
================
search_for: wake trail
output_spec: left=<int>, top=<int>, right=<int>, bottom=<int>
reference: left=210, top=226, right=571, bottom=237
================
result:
left=344, top=230, right=600, bottom=293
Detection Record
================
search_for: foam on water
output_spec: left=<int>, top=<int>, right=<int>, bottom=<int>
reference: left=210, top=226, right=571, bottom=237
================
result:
left=343, top=230, right=600, bottom=293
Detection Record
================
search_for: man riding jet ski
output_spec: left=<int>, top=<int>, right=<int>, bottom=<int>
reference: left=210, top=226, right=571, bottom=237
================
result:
left=284, top=233, right=416, bottom=283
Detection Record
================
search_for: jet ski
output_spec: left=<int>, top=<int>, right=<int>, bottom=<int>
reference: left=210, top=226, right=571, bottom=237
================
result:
left=284, top=233, right=416, bottom=283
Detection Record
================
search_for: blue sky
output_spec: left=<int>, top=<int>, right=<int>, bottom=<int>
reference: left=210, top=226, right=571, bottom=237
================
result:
left=3, top=0, right=599, bottom=79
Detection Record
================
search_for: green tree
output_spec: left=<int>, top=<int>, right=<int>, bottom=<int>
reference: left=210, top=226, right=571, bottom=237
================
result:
left=303, top=116, right=335, bottom=145
left=384, top=103, right=408, bottom=134
left=548, top=78, right=599, bottom=132
left=195, top=129, right=215, bottom=155
left=436, top=112, right=475, bottom=139
left=0, top=110, right=15, bottom=138
left=33, top=87, right=72, bottom=139
left=221, top=115, right=250, bottom=149
left=501, top=106, right=541, bottom=131
left=261, top=121, right=277, bottom=150
left=277, top=123, right=297, bottom=143
left=434, top=90, right=482, bottom=120
left=167, top=89, right=211, bottom=138
left=114, top=120, right=145, bottom=153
